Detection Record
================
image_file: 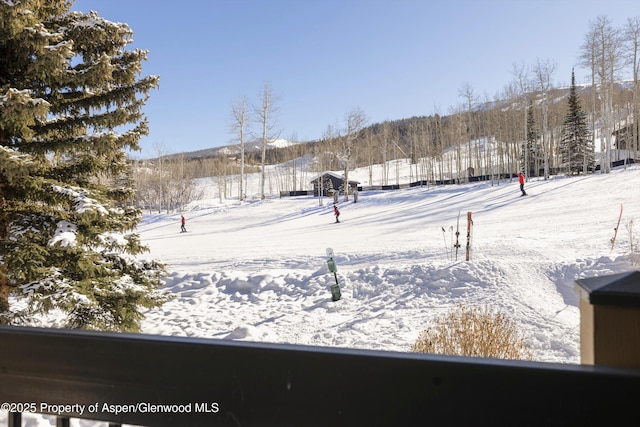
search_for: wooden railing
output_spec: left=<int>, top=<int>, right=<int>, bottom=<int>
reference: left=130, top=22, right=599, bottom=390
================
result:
left=1, top=325, right=639, bottom=426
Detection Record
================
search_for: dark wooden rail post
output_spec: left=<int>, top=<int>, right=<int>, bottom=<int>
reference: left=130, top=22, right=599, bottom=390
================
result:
left=575, top=271, right=640, bottom=368
left=7, top=413, right=21, bottom=427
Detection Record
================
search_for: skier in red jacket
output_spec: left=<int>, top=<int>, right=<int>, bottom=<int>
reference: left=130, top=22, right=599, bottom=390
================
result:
left=518, top=173, right=527, bottom=196
left=333, top=204, right=340, bottom=223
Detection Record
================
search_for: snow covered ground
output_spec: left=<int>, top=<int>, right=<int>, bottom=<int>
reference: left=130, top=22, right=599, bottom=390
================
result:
left=6, top=163, right=640, bottom=427
left=136, top=164, right=640, bottom=365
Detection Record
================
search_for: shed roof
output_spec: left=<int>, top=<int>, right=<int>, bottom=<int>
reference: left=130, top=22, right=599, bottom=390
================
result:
left=575, top=271, right=640, bottom=307
left=309, top=171, right=360, bottom=184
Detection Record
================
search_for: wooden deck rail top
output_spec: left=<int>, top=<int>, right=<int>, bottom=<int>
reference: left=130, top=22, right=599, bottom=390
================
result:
left=1, top=325, right=640, bottom=426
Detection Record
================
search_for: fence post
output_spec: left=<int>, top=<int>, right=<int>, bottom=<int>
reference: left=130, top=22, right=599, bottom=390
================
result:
left=465, top=211, right=473, bottom=261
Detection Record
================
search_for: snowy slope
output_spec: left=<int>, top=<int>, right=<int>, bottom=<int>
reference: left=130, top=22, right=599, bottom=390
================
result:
left=5, top=165, right=639, bottom=427
left=136, top=165, right=640, bottom=365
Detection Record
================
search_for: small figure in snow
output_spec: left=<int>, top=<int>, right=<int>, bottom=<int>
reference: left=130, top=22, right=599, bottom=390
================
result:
left=180, top=215, right=187, bottom=233
left=518, top=172, right=527, bottom=196
left=333, top=204, right=340, bottom=223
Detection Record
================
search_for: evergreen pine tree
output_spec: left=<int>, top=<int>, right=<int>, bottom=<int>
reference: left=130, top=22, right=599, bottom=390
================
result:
left=560, top=69, right=594, bottom=175
left=521, top=102, right=540, bottom=176
left=0, top=1, right=167, bottom=331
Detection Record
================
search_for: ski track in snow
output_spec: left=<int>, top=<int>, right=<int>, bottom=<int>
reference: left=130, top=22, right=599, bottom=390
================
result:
left=7, top=166, right=640, bottom=427
left=135, top=166, right=640, bottom=366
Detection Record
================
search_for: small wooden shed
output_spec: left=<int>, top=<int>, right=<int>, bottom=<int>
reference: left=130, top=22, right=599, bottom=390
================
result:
left=310, top=172, right=360, bottom=197
left=574, top=271, right=640, bottom=368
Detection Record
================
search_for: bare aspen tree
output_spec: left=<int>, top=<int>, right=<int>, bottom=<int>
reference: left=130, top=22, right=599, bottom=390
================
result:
left=231, top=96, right=250, bottom=201
left=254, top=82, right=280, bottom=199
left=415, top=119, right=431, bottom=183
left=380, top=121, right=392, bottom=185
left=449, top=105, right=465, bottom=183
left=581, top=16, right=624, bottom=174
left=166, top=155, right=204, bottom=211
left=291, top=134, right=307, bottom=192
left=478, top=92, right=492, bottom=177
left=484, top=93, right=501, bottom=182
left=512, top=62, right=531, bottom=178
left=391, top=127, right=403, bottom=187
left=624, top=16, right=640, bottom=160
left=361, top=129, right=376, bottom=186
left=433, top=113, right=445, bottom=181
left=287, top=133, right=299, bottom=192
left=533, top=58, right=557, bottom=179
left=151, top=141, right=171, bottom=213
left=317, top=124, right=339, bottom=205
left=459, top=82, right=478, bottom=179
left=495, top=83, right=513, bottom=179
left=341, top=107, right=367, bottom=201
left=407, top=119, right=420, bottom=182
left=417, top=120, right=429, bottom=182
left=581, top=25, right=599, bottom=172
left=433, top=113, right=445, bottom=183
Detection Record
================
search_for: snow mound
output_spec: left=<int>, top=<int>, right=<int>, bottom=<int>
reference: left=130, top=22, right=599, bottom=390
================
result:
left=137, top=165, right=640, bottom=364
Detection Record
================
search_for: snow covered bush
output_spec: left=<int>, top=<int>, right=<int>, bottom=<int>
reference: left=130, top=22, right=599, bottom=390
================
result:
left=411, top=304, right=531, bottom=360
left=625, top=219, right=640, bottom=265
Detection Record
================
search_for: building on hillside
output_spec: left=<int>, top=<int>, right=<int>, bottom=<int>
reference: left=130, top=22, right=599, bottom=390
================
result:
left=310, top=172, right=360, bottom=197
left=612, top=125, right=633, bottom=150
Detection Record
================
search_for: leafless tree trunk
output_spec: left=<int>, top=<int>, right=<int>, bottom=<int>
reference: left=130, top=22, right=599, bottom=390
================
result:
left=380, top=122, right=393, bottom=186
left=231, top=96, right=250, bottom=201
left=317, top=125, right=339, bottom=205
left=449, top=107, right=465, bottom=183
left=254, top=82, right=280, bottom=199
left=459, top=82, right=478, bottom=178
left=512, top=62, right=531, bottom=177
left=361, top=129, right=376, bottom=186
left=581, top=15, right=623, bottom=174
left=341, top=107, right=367, bottom=201
left=434, top=114, right=445, bottom=183
left=624, top=17, right=640, bottom=161
left=581, top=26, right=600, bottom=173
left=533, top=58, right=557, bottom=179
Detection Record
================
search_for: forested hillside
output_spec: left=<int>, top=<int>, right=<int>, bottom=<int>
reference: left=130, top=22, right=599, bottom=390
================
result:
left=134, top=80, right=637, bottom=213
left=133, top=15, right=640, bottom=212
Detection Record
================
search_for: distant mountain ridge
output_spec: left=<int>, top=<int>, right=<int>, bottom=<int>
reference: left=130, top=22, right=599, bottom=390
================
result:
left=154, top=81, right=633, bottom=164
left=159, top=138, right=298, bottom=160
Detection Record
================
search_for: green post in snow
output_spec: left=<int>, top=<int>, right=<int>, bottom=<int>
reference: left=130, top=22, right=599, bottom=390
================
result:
left=326, top=248, right=341, bottom=301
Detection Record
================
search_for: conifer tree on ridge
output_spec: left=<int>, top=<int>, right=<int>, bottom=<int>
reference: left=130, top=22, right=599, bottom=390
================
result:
left=560, top=69, right=594, bottom=175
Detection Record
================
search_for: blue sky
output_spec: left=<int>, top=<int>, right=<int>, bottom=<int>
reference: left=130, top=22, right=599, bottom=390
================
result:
left=71, top=0, right=639, bottom=157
